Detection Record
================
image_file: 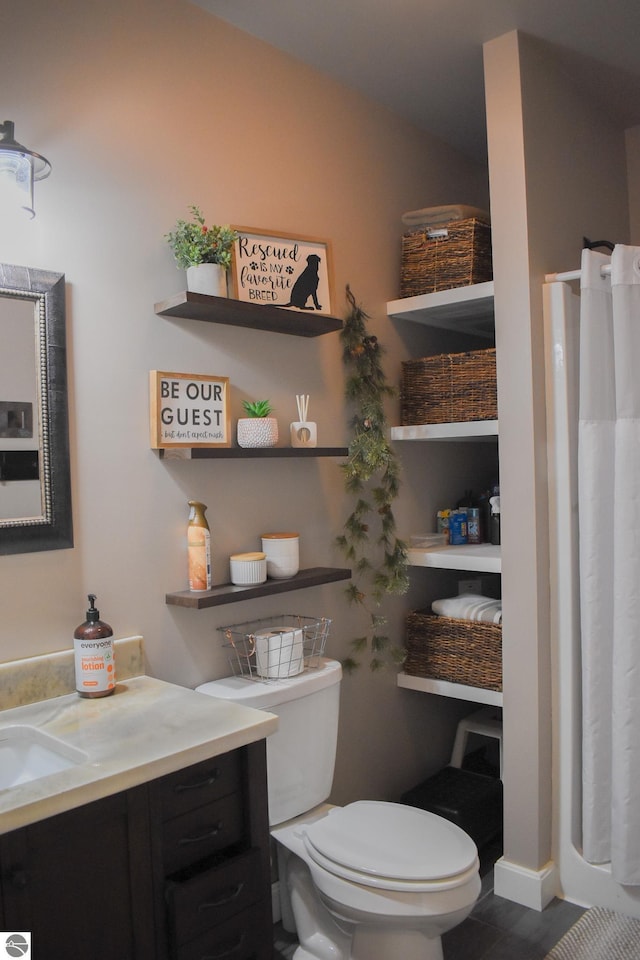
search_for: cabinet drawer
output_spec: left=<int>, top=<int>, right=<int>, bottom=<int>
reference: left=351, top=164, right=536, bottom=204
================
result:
left=176, top=897, right=272, bottom=960
left=154, top=752, right=242, bottom=820
left=167, top=848, right=263, bottom=946
left=163, top=793, right=244, bottom=875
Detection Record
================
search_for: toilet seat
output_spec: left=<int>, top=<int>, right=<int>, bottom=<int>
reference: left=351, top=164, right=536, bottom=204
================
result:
left=302, top=800, right=479, bottom=893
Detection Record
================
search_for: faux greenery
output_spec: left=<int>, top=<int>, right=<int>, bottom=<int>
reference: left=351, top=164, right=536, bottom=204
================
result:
left=336, top=286, right=409, bottom=671
left=242, top=399, right=273, bottom=418
left=165, top=205, right=238, bottom=270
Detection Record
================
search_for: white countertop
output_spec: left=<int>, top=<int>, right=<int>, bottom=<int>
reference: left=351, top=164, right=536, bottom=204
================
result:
left=0, top=675, right=277, bottom=834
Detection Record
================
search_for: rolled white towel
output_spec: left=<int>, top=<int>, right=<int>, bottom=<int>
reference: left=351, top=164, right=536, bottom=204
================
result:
left=431, top=593, right=502, bottom=624
left=402, top=204, right=490, bottom=229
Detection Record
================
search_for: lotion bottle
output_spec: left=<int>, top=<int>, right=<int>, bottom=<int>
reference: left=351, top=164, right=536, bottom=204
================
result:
left=188, top=500, right=212, bottom=591
left=74, top=594, right=116, bottom=698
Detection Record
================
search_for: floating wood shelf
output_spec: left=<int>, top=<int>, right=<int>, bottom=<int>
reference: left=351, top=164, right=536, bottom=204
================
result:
left=155, top=291, right=343, bottom=337
left=158, top=446, right=348, bottom=460
left=166, top=566, right=352, bottom=609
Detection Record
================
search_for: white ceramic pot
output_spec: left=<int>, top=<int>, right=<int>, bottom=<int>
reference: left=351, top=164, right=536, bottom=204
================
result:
left=261, top=532, right=300, bottom=578
left=237, top=417, right=279, bottom=448
left=186, top=263, right=227, bottom=297
left=229, top=551, right=267, bottom=586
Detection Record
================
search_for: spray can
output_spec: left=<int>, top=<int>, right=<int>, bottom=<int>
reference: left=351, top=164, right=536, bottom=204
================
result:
left=188, top=500, right=212, bottom=591
left=74, top=594, right=115, bottom=698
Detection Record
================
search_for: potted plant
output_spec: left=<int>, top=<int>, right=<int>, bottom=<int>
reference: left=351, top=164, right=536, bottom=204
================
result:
left=237, top=399, right=279, bottom=448
left=165, top=204, right=238, bottom=297
left=335, top=286, right=409, bottom=671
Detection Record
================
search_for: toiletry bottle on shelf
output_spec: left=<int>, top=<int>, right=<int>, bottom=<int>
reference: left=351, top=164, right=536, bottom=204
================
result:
left=489, top=495, right=501, bottom=545
left=188, top=500, right=212, bottom=591
left=74, top=594, right=115, bottom=698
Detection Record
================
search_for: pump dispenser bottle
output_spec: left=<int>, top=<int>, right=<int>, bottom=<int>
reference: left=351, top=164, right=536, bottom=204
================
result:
left=188, top=500, right=212, bottom=591
left=74, top=594, right=115, bottom=698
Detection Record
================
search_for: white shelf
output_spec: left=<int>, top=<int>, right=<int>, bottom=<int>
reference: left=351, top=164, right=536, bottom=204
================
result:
left=407, top=543, right=501, bottom=573
left=397, top=671, right=503, bottom=706
left=387, top=281, right=495, bottom=339
left=391, top=420, right=498, bottom=442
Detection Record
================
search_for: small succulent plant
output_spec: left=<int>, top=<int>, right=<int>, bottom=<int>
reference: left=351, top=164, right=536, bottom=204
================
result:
left=242, top=399, right=273, bottom=418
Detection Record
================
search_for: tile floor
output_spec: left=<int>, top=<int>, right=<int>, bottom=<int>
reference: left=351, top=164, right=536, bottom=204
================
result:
left=272, top=838, right=586, bottom=960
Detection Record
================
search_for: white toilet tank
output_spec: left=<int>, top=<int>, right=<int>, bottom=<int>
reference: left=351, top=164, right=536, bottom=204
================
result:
left=196, top=658, right=342, bottom=826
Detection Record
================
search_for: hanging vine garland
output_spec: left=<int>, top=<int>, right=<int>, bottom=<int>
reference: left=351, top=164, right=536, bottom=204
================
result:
left=336, top=286, right=409, bottom=671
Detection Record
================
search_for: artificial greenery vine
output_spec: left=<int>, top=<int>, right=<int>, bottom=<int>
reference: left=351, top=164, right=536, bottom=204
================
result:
left=336, top=286, right=409, bottom=671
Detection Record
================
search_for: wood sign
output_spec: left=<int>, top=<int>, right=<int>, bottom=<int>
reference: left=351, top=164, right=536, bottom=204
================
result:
left=149, top=371, right=230, bottom=449
left=231, top=227, right=334, bottom=315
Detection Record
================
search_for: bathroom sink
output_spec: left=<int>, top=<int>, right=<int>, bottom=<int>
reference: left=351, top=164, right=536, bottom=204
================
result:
left=0, top=725, right=88, bottom=790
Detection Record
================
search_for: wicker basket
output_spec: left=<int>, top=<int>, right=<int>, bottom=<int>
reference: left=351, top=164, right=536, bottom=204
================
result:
left=401, top=347, right=497, bottom=425
left=405, top=610, right=502, bottom=691
left=400, top=218, right=492, bottom=298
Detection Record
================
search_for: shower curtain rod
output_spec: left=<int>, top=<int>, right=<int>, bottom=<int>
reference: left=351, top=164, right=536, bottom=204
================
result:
left=545, top=263, right=612, bottom=283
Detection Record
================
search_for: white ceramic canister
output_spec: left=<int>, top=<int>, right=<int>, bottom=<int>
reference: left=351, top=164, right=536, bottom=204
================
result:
left=254, top=626, right=304, bottom=678
left=261, top=532, right=300, bottom=579
left=229, top=551, right=267, bottom=586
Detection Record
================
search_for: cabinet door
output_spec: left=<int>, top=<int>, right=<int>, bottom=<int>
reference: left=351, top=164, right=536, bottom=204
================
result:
left=0, top=786, right=154, bottom=960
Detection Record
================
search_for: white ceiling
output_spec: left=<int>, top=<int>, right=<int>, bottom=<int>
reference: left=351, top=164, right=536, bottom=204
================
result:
left=192, top=0, right=640, bottom=161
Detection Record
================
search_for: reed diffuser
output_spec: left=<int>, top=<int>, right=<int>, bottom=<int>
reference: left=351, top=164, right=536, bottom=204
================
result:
left=290, top=394, right=317, bottom=447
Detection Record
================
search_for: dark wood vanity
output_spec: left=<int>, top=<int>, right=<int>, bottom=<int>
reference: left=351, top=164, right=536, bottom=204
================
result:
left=0, top=741, right=272, bottom=960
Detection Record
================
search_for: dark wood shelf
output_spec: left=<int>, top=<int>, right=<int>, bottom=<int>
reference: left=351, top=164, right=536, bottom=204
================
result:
left=166, top=566, right=352, bottom=609
left=158, top=446, right=348, bottom=460
left=155, top=291, right=343, bottom=337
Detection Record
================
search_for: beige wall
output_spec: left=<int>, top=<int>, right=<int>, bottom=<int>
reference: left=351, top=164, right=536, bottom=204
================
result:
left=627, top=125, right=640, bottom=244
left=485, top=30, right=630, bottom=886
left=0, top=0, right=489, bottom=804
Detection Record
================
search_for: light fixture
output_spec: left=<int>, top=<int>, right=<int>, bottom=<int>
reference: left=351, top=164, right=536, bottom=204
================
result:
left=0, top=120, right=51, bottom=219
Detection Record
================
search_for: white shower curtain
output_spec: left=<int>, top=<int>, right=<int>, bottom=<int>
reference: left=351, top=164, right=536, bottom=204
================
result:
left=579, top=244, right=640, bottom=885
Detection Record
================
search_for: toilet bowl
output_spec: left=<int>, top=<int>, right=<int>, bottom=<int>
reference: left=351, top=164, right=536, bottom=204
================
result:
left=272, top=801, right=480, bottom=960
left=196, top=658, right=481, bottom=960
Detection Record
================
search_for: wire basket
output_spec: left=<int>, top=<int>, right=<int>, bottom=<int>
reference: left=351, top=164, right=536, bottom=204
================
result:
left=219, top=614, right=331, bottom=682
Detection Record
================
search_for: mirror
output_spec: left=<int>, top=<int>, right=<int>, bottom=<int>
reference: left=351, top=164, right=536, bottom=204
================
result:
left=0, top=264, right=73, bottom=554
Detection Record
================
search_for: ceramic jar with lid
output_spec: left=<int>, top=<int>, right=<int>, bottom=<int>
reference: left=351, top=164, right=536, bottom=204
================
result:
left=229, top=551, right=267, bottom=585
left=261, top=532, right=300, bottom=579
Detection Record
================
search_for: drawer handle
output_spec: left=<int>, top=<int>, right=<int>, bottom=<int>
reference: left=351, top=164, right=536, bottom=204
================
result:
left=197, top=882, right=245, bottom=911
left=174, top=769, right=220, bottom=793
left=199, top=932, right=245, bottom=959
left=178, top=821, right=223, bottom=845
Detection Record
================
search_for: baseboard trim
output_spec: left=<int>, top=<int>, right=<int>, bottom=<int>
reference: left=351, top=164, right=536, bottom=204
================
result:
left=493, top=856, right=558, bottom=911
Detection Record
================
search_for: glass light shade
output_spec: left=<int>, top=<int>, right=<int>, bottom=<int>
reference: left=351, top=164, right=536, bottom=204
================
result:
left=0, top=121, right=51, bottom=219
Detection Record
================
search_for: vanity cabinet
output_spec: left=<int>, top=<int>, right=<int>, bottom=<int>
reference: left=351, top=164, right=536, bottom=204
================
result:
left=149, top=742, right=272, bottom=960
left=0, top=741, right=272, bottom=960
left=0, top=786, right=156, bottom=959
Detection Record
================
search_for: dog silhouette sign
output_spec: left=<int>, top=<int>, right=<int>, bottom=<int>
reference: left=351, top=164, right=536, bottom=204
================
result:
left=231, top=227, right=333, bottom=315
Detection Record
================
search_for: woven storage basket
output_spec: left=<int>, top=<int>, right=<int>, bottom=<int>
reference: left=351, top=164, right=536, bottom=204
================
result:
left=405, top=610, right=502, bottom=691
left=400, top=218, right=492, bottom=297
left=401, top=347, right=497, bottom=425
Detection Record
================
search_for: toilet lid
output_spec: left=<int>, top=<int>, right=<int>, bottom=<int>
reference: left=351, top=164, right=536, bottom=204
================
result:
left=303, top=801, right=478, bottom=889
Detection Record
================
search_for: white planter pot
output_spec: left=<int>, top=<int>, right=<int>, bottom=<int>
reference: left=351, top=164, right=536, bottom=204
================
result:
left=186, top=263, right=227, bottom=297
left=236, top=417, right=279, bottom=448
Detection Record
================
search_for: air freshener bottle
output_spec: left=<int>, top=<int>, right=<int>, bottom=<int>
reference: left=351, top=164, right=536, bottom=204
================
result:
left=74, top=594, right=116, bottom=698
left=188, top=500, right=212, bottom=591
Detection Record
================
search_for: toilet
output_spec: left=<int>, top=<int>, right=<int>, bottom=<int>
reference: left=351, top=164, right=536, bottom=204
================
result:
left=196, top=658, right=480, bottom=960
